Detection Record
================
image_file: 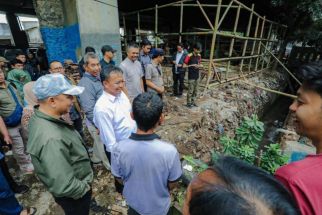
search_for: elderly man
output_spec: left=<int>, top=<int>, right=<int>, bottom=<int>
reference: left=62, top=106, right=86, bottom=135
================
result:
left=27, top=74, right=93, bottom=215
left=120, top=43, right=144, bottom=101
left=49, top=61, right=84, bottom=139
left=77, top=52, right=110, bottom=170
left=94, top=66, right=136, bottom=193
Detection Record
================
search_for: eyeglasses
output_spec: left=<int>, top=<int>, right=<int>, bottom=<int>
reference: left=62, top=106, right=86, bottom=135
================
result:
left=52, top=67, right=64, bottom=71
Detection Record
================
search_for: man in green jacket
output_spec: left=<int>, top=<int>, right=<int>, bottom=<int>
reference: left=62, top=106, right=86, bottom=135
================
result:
left=27, top=73, right=93, bottom=215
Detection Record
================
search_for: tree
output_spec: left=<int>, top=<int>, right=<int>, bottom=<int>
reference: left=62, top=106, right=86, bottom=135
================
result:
left=270, top=0, right=322, bottom=59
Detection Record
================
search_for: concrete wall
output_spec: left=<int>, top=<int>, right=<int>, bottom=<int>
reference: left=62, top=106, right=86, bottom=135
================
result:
left=34, top=0, right=81, bottom=63
left=76, top=0, right=122, bottom=64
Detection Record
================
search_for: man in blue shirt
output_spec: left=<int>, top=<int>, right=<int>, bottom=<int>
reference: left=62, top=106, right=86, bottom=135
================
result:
left=111, top=92, right=182, bottom=215
left=78, top=52, right=110, bottom=170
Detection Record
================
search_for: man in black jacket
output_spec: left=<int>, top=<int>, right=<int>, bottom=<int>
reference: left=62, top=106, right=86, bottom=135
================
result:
left=172, top=43, right=187, bottom=97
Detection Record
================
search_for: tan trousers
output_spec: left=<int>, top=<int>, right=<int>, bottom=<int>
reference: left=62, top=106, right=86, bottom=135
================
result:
left=87, top=123, right=110, bottom=170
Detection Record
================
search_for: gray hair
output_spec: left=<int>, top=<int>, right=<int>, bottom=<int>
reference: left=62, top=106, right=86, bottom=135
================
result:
left=126, top=43, right=139, bottom=53
left=101, top=66, right=123, bottom=82
left=84, top=52, right=99, bottom=64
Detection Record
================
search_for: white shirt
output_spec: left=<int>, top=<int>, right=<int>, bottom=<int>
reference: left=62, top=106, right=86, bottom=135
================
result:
left=175, top=51, right=184, bottom=72
left=93, top=91, right=136, bottom=152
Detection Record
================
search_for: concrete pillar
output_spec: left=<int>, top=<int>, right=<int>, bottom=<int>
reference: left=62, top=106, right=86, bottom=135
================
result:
left=33, top=0, right=81, bottom=63
left=76, top=0, right=122, bottom=64
left=33, top=0, right=121, bottom=64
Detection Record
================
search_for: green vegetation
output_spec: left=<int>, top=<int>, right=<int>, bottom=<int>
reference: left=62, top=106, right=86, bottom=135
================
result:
left=183, top=115, right=289, bottom=175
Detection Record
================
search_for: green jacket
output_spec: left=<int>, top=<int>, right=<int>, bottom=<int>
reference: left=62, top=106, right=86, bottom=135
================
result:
left=27, top=107, right=93, bottom=199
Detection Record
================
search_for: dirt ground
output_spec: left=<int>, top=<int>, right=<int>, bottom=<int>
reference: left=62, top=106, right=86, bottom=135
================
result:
left=7, top=68, right=288, bottom=215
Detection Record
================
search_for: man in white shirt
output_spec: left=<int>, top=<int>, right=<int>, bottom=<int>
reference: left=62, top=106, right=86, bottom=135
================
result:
left=93, top=66, right=136, bottom=193
left=119, top=44, right=144, bottom=101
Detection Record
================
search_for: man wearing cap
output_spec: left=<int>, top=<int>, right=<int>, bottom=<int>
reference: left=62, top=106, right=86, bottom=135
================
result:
left=145, top=48, right=165, bottom=98
left=100, top=45, right=116, bottom=72
left=49, top=61, right=84, bottom=139
left=27, top=73, right=93, bottom=215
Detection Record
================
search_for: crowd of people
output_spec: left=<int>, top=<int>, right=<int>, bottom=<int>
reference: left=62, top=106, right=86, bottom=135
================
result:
left=0, top=39, right=321, bottom=215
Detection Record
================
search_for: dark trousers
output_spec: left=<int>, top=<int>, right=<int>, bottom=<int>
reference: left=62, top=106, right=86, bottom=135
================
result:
left=173, top=72, right=185, bottom=95
left=54, top=190, right=92, bottom=215
left=0, top=146, right=19, bottom=191
left=105, top=150, right=124, bottom=194
left=72, top=117, right=85, bottom=140
left=0, top=160, right=23, bottom=215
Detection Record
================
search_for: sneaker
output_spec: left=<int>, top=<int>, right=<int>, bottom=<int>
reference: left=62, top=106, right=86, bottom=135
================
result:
left=12, top=184, right=29, bottom=194
left=192, top=103, right=198, bottom=107
left=186, top=104, right=192, bottom=108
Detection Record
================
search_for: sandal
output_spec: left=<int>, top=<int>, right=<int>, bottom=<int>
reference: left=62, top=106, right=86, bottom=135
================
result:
left=21, top=207, right=37, bottom=215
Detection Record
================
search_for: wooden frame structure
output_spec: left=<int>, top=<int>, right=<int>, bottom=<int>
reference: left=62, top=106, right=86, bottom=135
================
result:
left=121, top=0, right=289, bottom=93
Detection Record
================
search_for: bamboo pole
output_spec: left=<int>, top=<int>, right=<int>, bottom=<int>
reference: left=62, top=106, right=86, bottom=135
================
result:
left=202, top=54, right=269, bottom=62
left=155, top=4, right=158, bottom=48
left=137, top=12, right=141, bottom=46
left=179, top=1, right=183, bottom=43
left=262, top=23, right=273, bottom=70
left=240, top=80, right=297, bottom=99
left=217, top=0, right=234, bottom=29
left=203, top=68, right=266, bottom=88
left=260, top=42, right=302, bottom=85
left=123, top=15, right=127, bottom=48
left=240, top=4, right=254, bottom=72
left=173, top=4, right=239, bottom=8
left=212, top=62, right=221, bottom=82
left=226, top=5, right=241, bottom=80
left=255, top=16, right=265, bottom=71
left=248, top=17, right=260, bottom=72
left=122, top=0, right=194, bottom=16
left=196, top=0, right=214, bottom=31
left=203, top=0, right=222, bottom=94
left=124, top=31, right=279, bottom=42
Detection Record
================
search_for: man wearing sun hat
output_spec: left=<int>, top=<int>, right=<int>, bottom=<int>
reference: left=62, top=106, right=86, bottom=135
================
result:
left=26, top=73, right=93, bottom=215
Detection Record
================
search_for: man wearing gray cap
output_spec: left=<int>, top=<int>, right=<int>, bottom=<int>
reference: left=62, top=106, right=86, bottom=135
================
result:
left=26, top=73, right=93, bottom=215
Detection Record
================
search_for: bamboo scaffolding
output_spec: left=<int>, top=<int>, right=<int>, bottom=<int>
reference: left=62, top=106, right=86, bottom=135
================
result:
left=217, top=0, right=234, bottom=29
left=248, top=16, right=260, bottom=72
left=240, top=4, right=254, bottom=72
left=137, top=12, right=141, bottom=46
left=261, top=23, right=273, bottom=70
left=203, top=0, right=222, bottom=94
left=226, top=5, right=241, bottom=80
left=255, top=16, right=265, bottom=71
left=240, top=80, right=297, bottom=99
left=122, top=31, right=280, bottom=42
left=196, top=0, right=214, bottom=31
left=260, top=42, right=302, bottom=85
left=179, top=1, right=183, bottom=43
left=155, top=4, right=158, bottom=48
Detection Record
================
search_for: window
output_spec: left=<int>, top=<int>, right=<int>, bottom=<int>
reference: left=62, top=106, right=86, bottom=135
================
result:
left=0, top=12, right=14, bottom=45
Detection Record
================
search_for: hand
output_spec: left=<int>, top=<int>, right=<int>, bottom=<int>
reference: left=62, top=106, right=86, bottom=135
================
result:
left=96, top=129, right=100, bottom=135
left=3, top=135, right=12, bottom=145
left=159, top=86, right=165, bottom=94
left=177, top=64, right=183, bottom=67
